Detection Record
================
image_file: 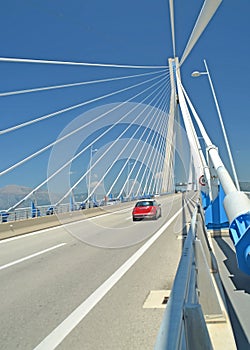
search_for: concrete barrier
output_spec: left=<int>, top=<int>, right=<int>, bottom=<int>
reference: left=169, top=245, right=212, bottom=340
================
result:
left=0, top=203, right=134, bottom=240
left=0, top=207, right=106, bottom=240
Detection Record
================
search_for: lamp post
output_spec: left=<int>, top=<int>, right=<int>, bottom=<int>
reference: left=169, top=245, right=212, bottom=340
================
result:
left=191, top=59, right=240, bottom=191
left=88, top=145, right=98, bottom=204
left=127, top=161, right=133, bottom=198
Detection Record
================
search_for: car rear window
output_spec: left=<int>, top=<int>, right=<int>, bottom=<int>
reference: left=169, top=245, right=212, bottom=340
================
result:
left=135, top=201, right=154, bottom=207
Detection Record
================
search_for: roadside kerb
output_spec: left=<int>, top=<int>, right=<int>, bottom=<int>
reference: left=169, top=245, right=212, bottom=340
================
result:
left=0, top=202, right=134, bottom=240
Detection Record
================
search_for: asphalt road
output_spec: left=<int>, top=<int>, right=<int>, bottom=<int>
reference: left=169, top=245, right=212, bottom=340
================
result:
left=0, top=192, right=197, bottom=350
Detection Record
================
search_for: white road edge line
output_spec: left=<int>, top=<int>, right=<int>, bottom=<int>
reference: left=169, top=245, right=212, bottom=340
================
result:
left=33, top=205, right=185, bottom=350
left=0, top=243, right=66, bottom=271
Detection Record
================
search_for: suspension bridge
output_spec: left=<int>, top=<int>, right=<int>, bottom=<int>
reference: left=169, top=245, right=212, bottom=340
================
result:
left=0, top=0, right=249, bottom=349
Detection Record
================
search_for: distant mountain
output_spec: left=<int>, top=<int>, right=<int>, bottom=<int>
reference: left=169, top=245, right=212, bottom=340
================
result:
left=0, top=184, right=31, bottom=195
left=0, top=182, right=249, bottom=211
left=0, top=185, right=55, bottom=210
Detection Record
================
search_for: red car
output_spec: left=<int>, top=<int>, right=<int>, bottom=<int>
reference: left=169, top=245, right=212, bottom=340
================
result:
left=132, top=200, right=161, bottom=221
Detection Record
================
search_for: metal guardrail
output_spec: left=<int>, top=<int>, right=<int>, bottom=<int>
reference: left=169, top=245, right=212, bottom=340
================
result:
left=0, top=200, right=124, bottom=223
left=0, top=194, right=168, bottom=223
left=0, top=195, right=152, bottom=223
left=0, top=203, right=72, bottom=222
left=155, top=203, right=225, bottom=349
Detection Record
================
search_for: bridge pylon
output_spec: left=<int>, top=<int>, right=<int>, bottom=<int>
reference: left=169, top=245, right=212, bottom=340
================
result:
left=161, top=57, right=179, bottom=194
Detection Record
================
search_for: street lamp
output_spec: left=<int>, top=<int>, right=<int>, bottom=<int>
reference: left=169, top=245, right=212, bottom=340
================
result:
left=191, top=59, right=240, bottom=191
left=88, top=145, right=98, bottom=204
left=191, top=71, right=207, bottom=77
left=127, top=161, right=133, bottom=197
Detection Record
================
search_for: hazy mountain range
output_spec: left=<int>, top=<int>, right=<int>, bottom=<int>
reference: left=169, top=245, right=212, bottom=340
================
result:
left=0, top=182, right=249, bottom=211
left=0, top=185, right=54, bottom=210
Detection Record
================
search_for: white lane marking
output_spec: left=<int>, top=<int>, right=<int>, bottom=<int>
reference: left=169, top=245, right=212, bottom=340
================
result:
left=0, top=243, right=66, bottom=271
left=0, top=225, right=63, bottom=244
left=33, top=205, right=184, bottom=350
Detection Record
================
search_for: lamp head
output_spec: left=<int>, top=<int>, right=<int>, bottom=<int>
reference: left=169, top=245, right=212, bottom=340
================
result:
left=191, top=71, right=202, bottom=77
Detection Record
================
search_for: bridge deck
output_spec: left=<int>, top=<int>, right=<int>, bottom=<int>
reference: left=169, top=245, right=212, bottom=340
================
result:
left=212, top=235, right=250, bottom=349
left=0, top=193, right=192, bottom=349
left=0, top=193, right=247, bottom=349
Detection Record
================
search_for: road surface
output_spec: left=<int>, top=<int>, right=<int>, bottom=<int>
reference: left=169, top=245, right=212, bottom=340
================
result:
left=0, top=192, right=196, bottom=350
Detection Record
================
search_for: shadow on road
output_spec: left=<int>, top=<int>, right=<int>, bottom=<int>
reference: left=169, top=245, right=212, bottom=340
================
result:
left=223, top=287, right=250, bottom=350
left=214, top=237, right=250, bottom=294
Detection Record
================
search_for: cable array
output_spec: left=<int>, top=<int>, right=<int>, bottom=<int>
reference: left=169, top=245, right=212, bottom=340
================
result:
left=0, top=59, right=171, bottom=211
left=55, top=75, right=169, bottom=206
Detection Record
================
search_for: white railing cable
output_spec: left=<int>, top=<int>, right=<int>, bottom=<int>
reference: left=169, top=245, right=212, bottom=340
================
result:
left=142, top=105, right=169, bottom=195
left=105, top=87, right=166, bottom=196
left=114, top=86, right=169, bottom=198
left=131, top=82, right=170, bottom=197
left=0, top=56, right=169, bottom=69
left=180, top=0, right=222, bottom=66
left=92, top=85, right=167, bottom=199
left=147, top=109, right=169, bottom=194
left=169, top=0, right=176, bottom=57
left=139, top=102, right=169, bottom=195
left=0, top=70, right=167, bottom=97
left=128, top=100, right=168, bottom=198
left=153, top=122, right=169, bottom=194
left=6, top=74, right=169, bottom=211
left=1, top=72, right=168, bottom=177
left=62, top=79, right=168, bottom=204
left=55, top=77, right=168, bottom=205
left=125, top=92, right=169, bottom=198
left=135, top=102, right=169, bottom=196
left=0, top=70, right=167, bottom=135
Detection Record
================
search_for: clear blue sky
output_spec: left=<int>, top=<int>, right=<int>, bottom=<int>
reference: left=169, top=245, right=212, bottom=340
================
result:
left=0, top=0, right=249, bottom=191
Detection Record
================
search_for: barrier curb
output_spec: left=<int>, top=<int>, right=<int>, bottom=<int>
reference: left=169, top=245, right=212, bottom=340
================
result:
left=0, top=203, right=134, bottom=240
